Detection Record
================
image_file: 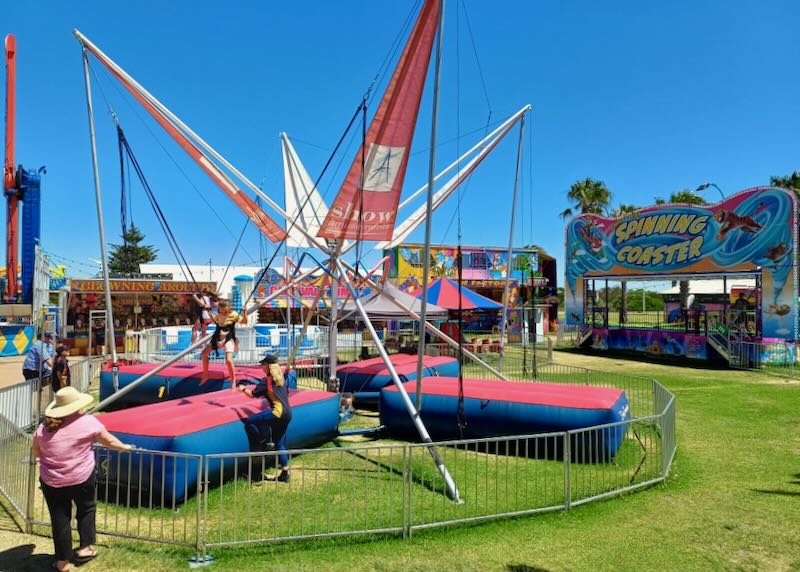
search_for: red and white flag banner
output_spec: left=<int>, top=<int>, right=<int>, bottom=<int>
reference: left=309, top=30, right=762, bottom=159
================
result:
left=84, top=44, right=287, bottom=242
left=317, top=0, right=440, bottom=241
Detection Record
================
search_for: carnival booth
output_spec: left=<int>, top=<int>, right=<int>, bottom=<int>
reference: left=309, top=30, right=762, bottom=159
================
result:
left=564, top=187, right=798, bottom=365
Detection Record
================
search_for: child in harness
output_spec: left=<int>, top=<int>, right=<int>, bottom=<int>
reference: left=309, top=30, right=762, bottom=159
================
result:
left=199, top=299, right=248, bottom=391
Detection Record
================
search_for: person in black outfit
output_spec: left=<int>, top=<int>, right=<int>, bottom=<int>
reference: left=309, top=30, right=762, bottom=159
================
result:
left=239, top=354, right=292, bottom=482
left=52, top=345, right=71, bottom=393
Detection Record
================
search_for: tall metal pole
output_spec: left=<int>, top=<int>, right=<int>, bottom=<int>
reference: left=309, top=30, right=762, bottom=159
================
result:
left=4, top=35, right=19, bottom=302
left=415, top=0, right=445, bottom=410
left=327, top=243, right=339, bottom=392
left=336, top=258, right=460, bottom=502
left=498, top=116, right=526, bottom=371
left=81, top=48, right=119, bottom=389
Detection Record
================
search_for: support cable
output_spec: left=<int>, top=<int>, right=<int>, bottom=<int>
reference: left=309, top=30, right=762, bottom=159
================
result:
left=88, top=59, right=259, bottom=262
left=117, top=126, right=200, bottom=288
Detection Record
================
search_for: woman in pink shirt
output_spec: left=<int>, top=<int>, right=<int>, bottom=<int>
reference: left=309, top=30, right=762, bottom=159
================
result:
left=32, top=387, right=133, bottom=572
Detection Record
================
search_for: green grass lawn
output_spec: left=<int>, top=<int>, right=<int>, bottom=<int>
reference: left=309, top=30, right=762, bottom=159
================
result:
left=3, top=352, right=800, bottom=571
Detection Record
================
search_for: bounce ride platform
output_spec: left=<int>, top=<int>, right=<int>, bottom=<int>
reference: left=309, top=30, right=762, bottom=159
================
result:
left=337, top=354, right=459, bottom=405
left=96, top=388, right=339, bottom=504
left=99, top=362, right=296, bottom=409
left=380, top=378, right=630, bottom=458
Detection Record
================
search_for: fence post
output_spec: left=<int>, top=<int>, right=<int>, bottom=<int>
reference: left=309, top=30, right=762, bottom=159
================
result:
left=24, top=444, right=36, bottom=533
left=24, top=378, right=43, bottom=533
left=663, top=408, right=670, bottom=478
left=187, top=454, right=214, bottom=568
left=563, top=432, right=571, bottom=510
left=547, top=338, right=553, bottom=362
left=402, top=445, right=411, bottom=539
left=195, top=455, right=205, bottom=564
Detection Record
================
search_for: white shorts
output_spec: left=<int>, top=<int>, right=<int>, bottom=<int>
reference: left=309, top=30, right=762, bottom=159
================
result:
left=221, top=338, right=238, bottom=354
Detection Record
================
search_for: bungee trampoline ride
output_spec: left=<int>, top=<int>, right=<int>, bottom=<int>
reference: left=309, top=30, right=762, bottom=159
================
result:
left=70, top=0, right=643, bottom=509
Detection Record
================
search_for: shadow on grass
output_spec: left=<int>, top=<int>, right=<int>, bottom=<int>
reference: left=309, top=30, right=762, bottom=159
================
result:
left=506, top=565, right=551, bottom=572
left=751, top=473, right=800, bottom=496
left=331, top=440, right=443, bottom=494
left=0, top=544, right=54, bottom=572
left=554, top=347, right=731, bottom=372
left=751, top=489, right=800, bottom=497
left=209, top=530, right=401, bottom=560
left=0, top=500, right=24, bottom=534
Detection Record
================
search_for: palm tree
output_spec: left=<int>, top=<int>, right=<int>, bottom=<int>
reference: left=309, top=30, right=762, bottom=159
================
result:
left=667, top=189, right=706, bottom=205
left=608, top=203, right=639, bottom=218
left=771, top=171, right=800, bottom=192
left=771, top=172, right=800, bottom=211
left=559, top=178, right=612, bottom=219
left=608, top=203, right=639, bottom=323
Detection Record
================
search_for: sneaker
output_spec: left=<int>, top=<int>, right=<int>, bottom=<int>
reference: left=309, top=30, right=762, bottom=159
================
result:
left=264, top=470, right=290, bottom=483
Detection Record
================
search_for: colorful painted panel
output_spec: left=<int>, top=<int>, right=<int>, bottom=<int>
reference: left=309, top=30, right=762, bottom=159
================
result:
left=592, top=328, right=708, bottom=360
left=389, top=245, right=539, bottom=285
left=0, top=325, right=34, bottom=357
left=565, top=187, right=797, bottom=339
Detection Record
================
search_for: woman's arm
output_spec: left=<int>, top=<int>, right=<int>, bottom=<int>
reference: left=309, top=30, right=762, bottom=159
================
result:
left=96, top=430, right=133, bottom=452
left=32, top=435, right=40, bottom=458
left=239, top=309, right=248, bottom=325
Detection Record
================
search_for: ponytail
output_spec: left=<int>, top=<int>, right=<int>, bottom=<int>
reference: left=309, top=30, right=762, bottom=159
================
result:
left=268, top=363, right=285, bottom=386
left=45, top=417, right=63, bottom=432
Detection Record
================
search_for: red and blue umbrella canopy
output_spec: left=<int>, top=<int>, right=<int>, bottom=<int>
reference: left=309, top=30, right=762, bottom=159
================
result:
left=419, top=278, right=503, bottom=311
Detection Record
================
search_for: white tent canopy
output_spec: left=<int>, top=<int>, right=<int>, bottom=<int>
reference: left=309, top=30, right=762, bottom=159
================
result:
left=340, top=282, right=449, bottom=320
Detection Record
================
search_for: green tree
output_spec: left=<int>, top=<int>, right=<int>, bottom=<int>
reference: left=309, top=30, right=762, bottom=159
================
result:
left=666, top=189, right=706, bottom=205
left=107, top=225, right=158, bottom=276
left=770, top=171, right=800, bottom=190
left=771, top=172, right=800, bottom=203
left=608, top=203, right=639, bottom=218
left=559, top=178, right=612, bottom=219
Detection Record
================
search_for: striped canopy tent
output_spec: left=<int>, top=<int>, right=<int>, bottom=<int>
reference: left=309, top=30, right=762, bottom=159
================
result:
left=420, top=278, right=503, bottom=311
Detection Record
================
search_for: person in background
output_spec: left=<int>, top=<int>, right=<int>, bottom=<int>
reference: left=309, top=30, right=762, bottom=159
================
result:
left=93, top=321, right=106, bottom=356
left=32, top=387, right=134, bottom=572
left=198, top=300, right=247, bottom=390
left=191, top=289, right=214, bottom=343
left=239, top=354, right=292, bottom=482
left=22, top=332, right=55, bottom=388
left=52, top=345, right=71, bottom=393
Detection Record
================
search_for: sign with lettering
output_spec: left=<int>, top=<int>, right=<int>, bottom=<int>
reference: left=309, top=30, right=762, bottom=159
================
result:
left=564, top=187, right=798, bottom=339
left=70, top=280, right=216, bottom=294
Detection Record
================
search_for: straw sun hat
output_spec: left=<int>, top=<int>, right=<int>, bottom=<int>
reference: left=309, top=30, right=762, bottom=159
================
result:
left=44, top=387, right=94, bottom=418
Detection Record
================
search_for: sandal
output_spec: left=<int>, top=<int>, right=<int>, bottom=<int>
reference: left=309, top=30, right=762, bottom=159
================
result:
left=73, top=549, right=97, bottom=565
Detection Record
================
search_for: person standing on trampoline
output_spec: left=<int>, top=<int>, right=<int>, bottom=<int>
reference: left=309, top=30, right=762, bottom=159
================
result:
left=191, top=289, right=215, bottom=344
left=199, top=300, right=247, bottom=390
left=240, top=354, right=292, bottom=482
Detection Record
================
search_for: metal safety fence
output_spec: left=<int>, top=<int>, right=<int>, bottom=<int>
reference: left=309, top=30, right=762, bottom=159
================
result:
left=0, top=364, right=676, bottom=560
left=727, top=338, right=799, bottom=376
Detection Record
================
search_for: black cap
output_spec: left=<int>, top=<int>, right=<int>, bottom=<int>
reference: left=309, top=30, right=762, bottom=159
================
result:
left=259, top=354, right=278, bottom=366
left=42, top=332, right=53, bottom=340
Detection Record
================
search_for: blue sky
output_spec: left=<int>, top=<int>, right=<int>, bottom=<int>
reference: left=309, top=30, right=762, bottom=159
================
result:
left=4, top=0, right=799, bottom=281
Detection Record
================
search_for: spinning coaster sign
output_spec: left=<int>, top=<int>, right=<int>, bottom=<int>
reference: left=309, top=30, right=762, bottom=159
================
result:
left=565, top=187, right=798, bottom=340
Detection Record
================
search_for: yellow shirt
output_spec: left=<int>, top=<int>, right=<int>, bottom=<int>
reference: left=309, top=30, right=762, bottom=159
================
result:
left=214, top=311, right=240, bottom=328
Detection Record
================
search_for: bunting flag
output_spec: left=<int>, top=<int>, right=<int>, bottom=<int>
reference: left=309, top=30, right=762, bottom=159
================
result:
left=81, top=39, right=287, bottom=242
left=317, top=0, right=440, bottom=241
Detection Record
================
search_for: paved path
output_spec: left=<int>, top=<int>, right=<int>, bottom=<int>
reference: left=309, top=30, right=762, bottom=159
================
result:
left=0, top=356, right=91, bottom=390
